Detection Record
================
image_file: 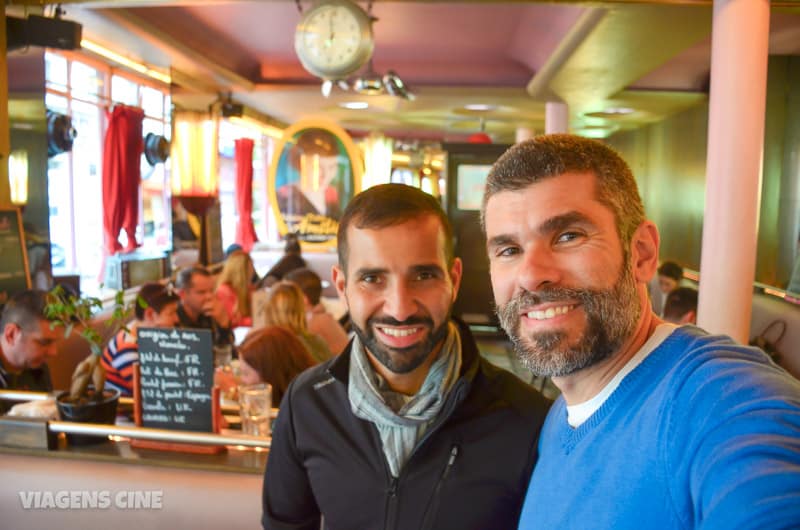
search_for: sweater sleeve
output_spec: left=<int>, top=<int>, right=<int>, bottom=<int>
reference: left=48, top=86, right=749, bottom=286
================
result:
left=666, top=351, right=800, bottom=530
left=262, top=380, right=321, bottom=530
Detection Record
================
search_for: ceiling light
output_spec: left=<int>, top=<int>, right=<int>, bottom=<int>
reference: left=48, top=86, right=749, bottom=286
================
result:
left=584, top=107, right=636, bottom=118
left=464, top=104, right=496, bottom=112
left=603, top=106, right=634, bottom=115
left=81, top=39, right=171, bottom=85
left=574, top=124, right=619, bottom=139
left=340, top=101, right=369, bottom=110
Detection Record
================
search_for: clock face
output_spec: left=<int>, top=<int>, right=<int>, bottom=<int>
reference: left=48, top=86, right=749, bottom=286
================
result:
left=295, top=0, right=374, bottom=79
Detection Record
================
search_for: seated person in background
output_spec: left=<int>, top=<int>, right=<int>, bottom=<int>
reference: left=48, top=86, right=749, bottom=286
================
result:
left=0, top=290, right=60, bottom=396
left=261, top=234, right=306, bottom=288
left=102, top=283, right=179, bottom=396
left=663, top=286, right=698, bottom=324
left=176, top=266, right=234, bottom=349
left=226, top=243, right=260, bottom=284
left=285, top=267, right=349, bottom=355
left=649, top=260, right=685, bottom=314
left=263, top=281, right=332, bottom=364
left=216, top=250, right=256, bottom=328
left=238, top=325, right=316, bottom=406
left=657, top=260, right=684, bottom=294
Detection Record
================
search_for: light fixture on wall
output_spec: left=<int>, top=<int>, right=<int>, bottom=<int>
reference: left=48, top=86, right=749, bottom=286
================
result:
left=8, top=149, right=29, bottom=207
left=81, top=39, right=171, bottom=85
left=171, top=110, right=219, bottom=265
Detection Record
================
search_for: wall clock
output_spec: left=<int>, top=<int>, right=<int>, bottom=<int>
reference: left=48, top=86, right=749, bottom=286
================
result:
left=294, top=0, right=374, bottom=80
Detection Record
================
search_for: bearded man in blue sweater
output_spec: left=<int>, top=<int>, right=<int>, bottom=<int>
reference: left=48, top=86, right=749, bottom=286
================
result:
left=482, top=134, right=800, bottom=529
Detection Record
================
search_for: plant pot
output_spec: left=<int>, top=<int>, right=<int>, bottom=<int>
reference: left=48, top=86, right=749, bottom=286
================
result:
left=56, top=388, right=120, bottom=445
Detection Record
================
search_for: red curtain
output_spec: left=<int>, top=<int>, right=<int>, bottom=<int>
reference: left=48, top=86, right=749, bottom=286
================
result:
left=234, top=138, right=258, bottom=252
left=102, top=105, right=145, bottom=255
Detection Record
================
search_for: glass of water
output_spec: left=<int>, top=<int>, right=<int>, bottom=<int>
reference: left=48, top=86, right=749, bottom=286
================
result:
left=213, top=344, right=234, bottom=369
left=238, top=383, right=272, bottom=437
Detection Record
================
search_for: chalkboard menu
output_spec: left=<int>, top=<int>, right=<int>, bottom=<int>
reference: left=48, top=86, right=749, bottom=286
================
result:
left=0, top=208, right=31, bottom=306
left=137, top=327, right=214, bottom=432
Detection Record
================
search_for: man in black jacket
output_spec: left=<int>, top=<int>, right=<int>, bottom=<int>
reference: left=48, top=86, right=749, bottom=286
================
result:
left=263, top=184, right=550, bottom=530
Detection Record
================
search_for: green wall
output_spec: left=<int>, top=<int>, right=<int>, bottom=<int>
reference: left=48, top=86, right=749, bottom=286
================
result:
left=608, top=56, right=800, bottom=293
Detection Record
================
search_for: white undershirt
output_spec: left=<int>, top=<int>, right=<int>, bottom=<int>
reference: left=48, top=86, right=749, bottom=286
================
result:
left=566, top=324, right=678, bottom=428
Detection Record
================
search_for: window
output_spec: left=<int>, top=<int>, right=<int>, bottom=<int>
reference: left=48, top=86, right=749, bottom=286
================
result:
left=45, top=51, right=171, bottom=296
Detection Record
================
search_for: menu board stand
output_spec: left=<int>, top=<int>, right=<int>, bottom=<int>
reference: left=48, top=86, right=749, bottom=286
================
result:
left=131, top=363, right=225, bottom=454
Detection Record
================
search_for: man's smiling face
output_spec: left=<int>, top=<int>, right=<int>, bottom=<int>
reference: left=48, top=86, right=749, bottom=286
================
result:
left=333, top=214, right=462, bottom=375
left=485, top=171, right=641, bottom=377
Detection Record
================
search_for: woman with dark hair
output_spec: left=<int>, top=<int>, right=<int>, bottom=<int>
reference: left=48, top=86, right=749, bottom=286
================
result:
left=101, top=282, right=179, bottom=396
left=238, top=325, right=316, bottom=406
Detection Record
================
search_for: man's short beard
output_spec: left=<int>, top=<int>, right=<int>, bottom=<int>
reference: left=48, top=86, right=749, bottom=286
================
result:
left=351, top=313, right=451, bottom=375
left=496, top=259, right=641, bottom=378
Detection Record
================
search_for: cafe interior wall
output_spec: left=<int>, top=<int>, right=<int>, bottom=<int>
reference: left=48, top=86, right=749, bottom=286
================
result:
left=7, top=50, right=52, bottom=288
left=608, top=55, right=800, bottom=296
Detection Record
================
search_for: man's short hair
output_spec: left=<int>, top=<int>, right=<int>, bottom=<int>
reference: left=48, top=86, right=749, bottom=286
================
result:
left=482, top=134, right=646, bottom=246
left=0, top=290, right=48, bottom=332
left=658, top=261, right=684, bottom=282
left=337, top=184, right=453, bottom=270
left=663, top=286, right=698, bottom=322
left=285, top=268, right=322, bottom=306
left=135, top=282, right=179, bottom=320
left=175, top=266, right=211, bottom=290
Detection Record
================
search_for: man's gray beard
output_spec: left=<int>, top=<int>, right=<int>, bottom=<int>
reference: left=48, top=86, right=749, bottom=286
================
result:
left=496, top=260, right=641, bottom=378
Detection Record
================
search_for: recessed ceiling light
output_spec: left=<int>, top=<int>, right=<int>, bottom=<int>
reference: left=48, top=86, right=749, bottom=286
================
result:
left=603, top=107, right=634, bottom=115
left=340, top=102, right=369, bottom=110
left=583, top=107, right=636, bottom=119
left=464, top=104, right=496, bottom=112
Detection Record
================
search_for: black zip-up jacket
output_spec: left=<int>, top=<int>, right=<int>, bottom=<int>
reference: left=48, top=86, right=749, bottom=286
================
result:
left=262, top=320, right=551, bottom=530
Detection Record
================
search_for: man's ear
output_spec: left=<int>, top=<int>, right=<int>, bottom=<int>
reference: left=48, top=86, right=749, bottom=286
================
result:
left=332, top=265, right=348, bottom=306
left=680, top=310, right=697, bottom=325
left=2, top=322, right=22, bottom=347
left=630, top=220, right=660, bottom=284
left=143, top=306, right=158, bottom=322
left=449, top=257, right=463, bottom=303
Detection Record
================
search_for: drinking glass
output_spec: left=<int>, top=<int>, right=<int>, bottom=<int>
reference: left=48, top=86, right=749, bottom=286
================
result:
left=238, top=383, right=272, bottom=437
left=213, top=344, right=234, bottom=368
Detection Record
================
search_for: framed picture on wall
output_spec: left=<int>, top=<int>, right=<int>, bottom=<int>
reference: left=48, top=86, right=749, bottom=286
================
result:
left=267, top=119, right=362, bottom=247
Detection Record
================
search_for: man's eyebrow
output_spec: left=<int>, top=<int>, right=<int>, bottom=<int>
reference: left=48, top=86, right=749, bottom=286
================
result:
left=410, top=264, right=445, bottom=276
left=353, top=267, right=388, bottom=277
left=486, top=234, right=518, bottom=251
left=538, top=211, right=594, bottom=236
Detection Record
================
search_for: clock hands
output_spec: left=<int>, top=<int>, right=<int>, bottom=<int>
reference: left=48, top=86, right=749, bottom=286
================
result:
left=326, top=11, right=335, bottom=48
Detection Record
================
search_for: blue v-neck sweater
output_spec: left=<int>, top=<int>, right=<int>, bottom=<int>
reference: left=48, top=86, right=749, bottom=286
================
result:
left=519, top=326, right=800, bottom=530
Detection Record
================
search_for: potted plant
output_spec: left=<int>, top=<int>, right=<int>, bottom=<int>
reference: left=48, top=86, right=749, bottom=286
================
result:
left=45, top=286, right=138, bottom=444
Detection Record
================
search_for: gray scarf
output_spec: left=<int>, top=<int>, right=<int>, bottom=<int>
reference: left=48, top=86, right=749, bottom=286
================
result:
left=348, top=321, right=462, bottom=477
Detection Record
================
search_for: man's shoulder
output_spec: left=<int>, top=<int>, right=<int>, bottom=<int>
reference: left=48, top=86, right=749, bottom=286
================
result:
left=658, top=326, right=800, bottom=411
left=666, top=325, right=790, bottom=375
left=472, top=357, right=552, bottom=419
left=284, top=358, right=344, bottom=406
